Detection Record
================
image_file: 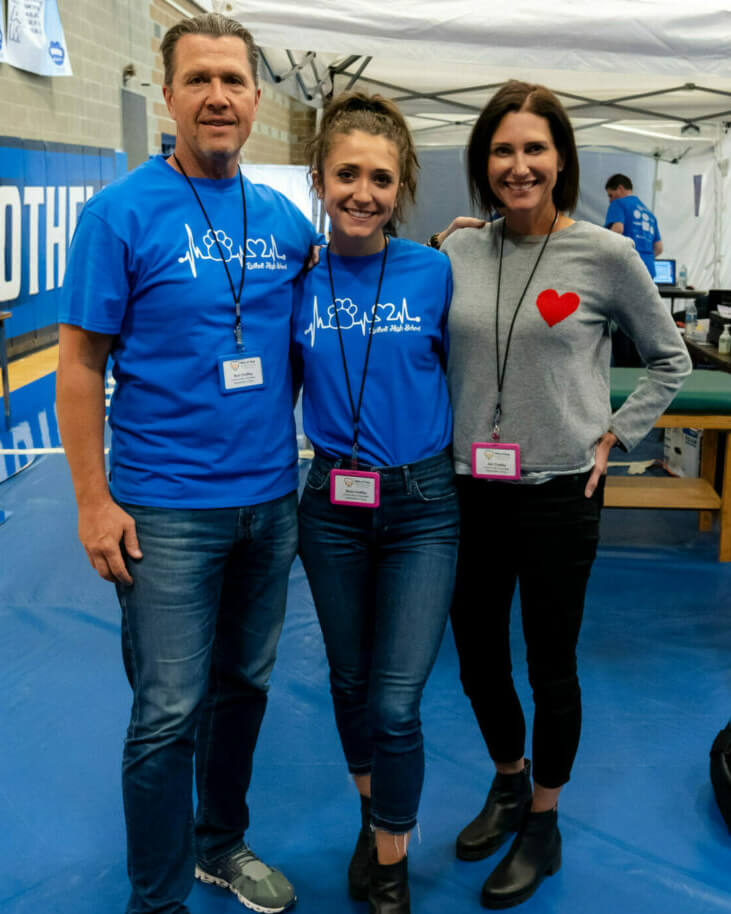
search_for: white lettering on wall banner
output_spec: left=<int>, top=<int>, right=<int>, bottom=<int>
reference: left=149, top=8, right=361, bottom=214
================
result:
left=0, top=138, right=126, bottom=340
left=0, top=184, right=94, bottom=303
left=0, top=0, right=7, bottom=63
left=5, top=0, right=72, bottom=76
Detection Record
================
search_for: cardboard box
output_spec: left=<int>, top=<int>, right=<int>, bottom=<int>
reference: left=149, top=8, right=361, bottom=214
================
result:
left=663, top=427, right=702, bottom=477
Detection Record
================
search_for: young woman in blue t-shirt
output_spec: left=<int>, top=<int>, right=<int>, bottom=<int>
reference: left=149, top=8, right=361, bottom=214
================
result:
left=293, top=92, right=459, bottom=914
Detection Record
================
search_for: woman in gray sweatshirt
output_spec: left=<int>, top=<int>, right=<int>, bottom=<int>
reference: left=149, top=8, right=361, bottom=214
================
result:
left=435, top=80, right=691, bottom=910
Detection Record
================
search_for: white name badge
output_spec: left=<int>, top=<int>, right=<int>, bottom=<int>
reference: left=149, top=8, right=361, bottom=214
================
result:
left=330, top=469, right=381, bottom=508
left=472, top=442, right=521, bottom=480
left=218, top=353, right=265, bottom=394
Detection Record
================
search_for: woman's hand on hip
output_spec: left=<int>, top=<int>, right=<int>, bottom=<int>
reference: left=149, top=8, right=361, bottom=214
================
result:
left=585, top=432, right=618, bottom=498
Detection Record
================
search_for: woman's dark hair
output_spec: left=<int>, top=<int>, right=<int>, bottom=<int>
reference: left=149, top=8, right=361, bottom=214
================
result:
left=467, top=80, right=579, bottom=215
left=306, top=91, right=419, bottom=227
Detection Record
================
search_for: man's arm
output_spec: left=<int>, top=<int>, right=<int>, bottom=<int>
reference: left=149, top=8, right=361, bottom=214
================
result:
left=56, top=324, right=141, bottom=584
left=610, top=222, right=624, bottom=234
left=653, top=239, right=663, bottom=256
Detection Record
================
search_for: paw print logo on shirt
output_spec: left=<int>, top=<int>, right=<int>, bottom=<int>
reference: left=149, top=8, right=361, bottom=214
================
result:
left=328, top=298, right=359, bottom=330
left=202, top=229, right=235, bottom=262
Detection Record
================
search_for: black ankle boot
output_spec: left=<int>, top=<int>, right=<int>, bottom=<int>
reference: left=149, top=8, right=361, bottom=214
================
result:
left=456, top=761, right=532, bottom=860
left=368, top=851, right=410, bottom=914
left=480, top=807, right=561, bottom=909
left=348, top=794, right=374, bottom=900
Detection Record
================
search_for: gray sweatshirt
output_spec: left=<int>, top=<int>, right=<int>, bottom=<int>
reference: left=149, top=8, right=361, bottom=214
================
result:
left=442, top=219, right=692, bottom=477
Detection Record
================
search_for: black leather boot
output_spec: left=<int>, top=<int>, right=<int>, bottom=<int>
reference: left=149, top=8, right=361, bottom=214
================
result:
left=348, top=794, right=374, bottom=900
left=368, top=851, right=410, bottom=914
left=480, top=807, right=561, bottom=909
left=456, top=761, right=532, bottom=860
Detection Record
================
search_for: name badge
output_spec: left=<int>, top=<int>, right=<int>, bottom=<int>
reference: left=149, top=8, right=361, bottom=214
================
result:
left=472, top=442, right=521, bottom=480
left=218, top=353, right=265, bottom=394
left=330, top=469, right=381, bottom=508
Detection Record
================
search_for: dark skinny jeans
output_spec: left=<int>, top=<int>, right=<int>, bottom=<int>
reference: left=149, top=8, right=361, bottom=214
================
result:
left=451, top=470, right=604, bottom=789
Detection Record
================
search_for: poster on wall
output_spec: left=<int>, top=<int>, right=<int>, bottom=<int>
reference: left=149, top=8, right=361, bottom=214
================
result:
left=0, top=0, right=7, bottom=62
left=5, top=0, right=72, bottom=76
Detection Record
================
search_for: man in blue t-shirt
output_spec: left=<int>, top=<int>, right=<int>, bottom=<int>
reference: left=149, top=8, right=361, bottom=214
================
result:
left=604, top=173, right=663, bottom=276
left=56, top=13, right=314, bottom=914
left=605, top=174, right=664, bottom=366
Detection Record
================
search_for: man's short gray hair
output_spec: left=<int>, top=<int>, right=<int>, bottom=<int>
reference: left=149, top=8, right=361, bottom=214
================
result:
left=160, top=13, right=258, bottom=87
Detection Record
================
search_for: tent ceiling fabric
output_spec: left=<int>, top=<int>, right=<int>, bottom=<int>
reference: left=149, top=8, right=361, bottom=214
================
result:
left=217, top=0, right=731, bottom=156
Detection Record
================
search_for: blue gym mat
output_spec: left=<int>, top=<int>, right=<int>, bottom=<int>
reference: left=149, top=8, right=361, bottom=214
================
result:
left=1, top=380, right=730, bottom=914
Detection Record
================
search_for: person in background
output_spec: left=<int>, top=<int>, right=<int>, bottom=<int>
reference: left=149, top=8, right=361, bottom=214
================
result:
left=56, top=13, right=317, bottom=914
left=294, top=92, right=459, bottom=914
left=604, top=174, right=665, bottom=365
left=604, top=173, right=663, bottom=276
left=433, top=81, right=691, bottom=909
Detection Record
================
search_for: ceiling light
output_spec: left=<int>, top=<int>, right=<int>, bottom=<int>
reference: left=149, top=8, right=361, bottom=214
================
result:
left=601, top=123, right=709, bottom=142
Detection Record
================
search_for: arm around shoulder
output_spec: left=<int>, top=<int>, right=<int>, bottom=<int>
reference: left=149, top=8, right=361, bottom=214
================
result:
left=431, top=216, right=486, bottom=249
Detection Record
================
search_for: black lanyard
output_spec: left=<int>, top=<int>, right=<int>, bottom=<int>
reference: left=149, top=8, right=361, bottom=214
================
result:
left=326, top=236, right=390, bottom=466
left=174, top=155, right=248, bottom=349
left=491, top=210, right=558, bottom=440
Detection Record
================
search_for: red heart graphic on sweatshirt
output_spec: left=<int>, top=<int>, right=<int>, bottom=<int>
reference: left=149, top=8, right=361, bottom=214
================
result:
left=536, top=289, right=580, bottom=327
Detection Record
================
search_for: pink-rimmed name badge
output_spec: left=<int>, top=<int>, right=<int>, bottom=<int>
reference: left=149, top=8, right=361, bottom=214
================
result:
left=330, top=469, right=381, bottom=508
left=472, top=442, right=521, bottom=480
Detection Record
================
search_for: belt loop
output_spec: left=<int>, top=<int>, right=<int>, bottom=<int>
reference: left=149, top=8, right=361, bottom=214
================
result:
left=401, top=463, right=411, bottom=493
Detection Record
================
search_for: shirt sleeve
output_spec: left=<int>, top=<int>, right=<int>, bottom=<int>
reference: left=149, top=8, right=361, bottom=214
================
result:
left=58, top=207, right=130, bottom=334
left=290, top=272, right=306, bottom=397
left=605, top=199, right=625, bottom=228
left=285, top=199, right=325, bottom=279
left=607, top=243, right=692, bottom=450
left=439, top=257, right=454, bottom=367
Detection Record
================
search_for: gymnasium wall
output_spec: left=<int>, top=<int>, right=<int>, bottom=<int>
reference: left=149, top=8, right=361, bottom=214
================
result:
left=0, top=0, right=317, bottom=350
left=0, top=138, right=127, bottom=353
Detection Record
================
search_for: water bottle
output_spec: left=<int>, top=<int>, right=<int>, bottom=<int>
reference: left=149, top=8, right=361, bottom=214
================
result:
left=719, top=324, right=731, bottom=355
left=678, top=264, right=688, bottom=289
left=685, top=298, right=697, bottom=340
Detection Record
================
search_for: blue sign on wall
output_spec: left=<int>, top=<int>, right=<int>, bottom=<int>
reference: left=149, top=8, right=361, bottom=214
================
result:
left=0, top=371, right=59, bottom=482
left=0, top=137, right=127, bottom=340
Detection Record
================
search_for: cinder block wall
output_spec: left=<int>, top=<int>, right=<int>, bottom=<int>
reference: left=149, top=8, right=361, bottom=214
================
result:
left=0, top=0, right=316, bottom=165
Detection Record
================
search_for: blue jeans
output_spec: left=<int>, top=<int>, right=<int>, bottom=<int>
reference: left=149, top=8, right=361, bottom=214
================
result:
left=298, top=450, right=459, bottom=832
left=116, top=491, right=298, bottom=914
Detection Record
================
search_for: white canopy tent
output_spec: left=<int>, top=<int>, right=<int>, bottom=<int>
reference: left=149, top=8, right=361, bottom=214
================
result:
left=217, top=0, right=731, bottom=287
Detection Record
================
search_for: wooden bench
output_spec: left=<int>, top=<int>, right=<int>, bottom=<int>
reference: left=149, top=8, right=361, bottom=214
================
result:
left=605, top=368, right=731, bottom=562
left=0, top=311, right=11, bottom=430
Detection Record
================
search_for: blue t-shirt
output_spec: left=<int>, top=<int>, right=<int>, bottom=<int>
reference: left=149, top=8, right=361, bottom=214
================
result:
left=605, top=194, right=661, bottom=275
left=59, top=155, right=317, bottom=508
left=292, top=237, right=453, bottom=467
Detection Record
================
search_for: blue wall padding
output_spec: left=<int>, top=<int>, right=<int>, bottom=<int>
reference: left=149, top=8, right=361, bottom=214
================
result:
left=0, top=136, right=127, bottom=339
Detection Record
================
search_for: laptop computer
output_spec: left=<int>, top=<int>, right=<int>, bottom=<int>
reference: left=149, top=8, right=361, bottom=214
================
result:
left=653, top=258, right=676, bottom=286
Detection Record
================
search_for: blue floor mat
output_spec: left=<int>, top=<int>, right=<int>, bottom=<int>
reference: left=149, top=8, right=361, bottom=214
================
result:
left=1, top=453, right=730, bottom=914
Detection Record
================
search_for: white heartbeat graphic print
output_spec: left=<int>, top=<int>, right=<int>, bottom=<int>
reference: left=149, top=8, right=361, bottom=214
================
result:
left=304, top=296, right=422, bottom=347
left=178, top=226, right=287, bottom=277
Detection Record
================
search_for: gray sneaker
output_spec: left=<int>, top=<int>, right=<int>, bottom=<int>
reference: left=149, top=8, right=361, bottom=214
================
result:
left=195, top=844, right=296, bottom=913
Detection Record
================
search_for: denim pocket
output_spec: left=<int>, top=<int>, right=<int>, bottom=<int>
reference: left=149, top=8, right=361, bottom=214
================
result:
left=592, top=473, right=606, bottom=510
left=304, top=460, right=331, bottom=492
left=411, top=468, right=457, bottom=503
